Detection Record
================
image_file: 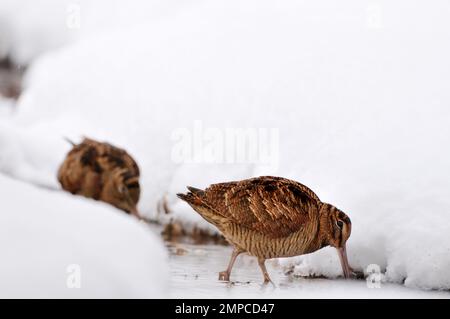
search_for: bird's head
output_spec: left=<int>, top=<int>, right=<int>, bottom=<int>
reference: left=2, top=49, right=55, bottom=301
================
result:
left=114, top=183, right=140, bottom=217
left=320, top=203, right=352, bottom=278
left=105, top=168, right=141, bottom=219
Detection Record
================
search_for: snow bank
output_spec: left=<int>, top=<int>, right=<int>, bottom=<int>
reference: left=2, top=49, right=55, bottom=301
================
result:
left=0, top=96, right=14, bottom=116
left=1, top=0, right=450, bottom=291
left=0, top=0, right=194, bottom=64
left=0, top=121, right=70, bottom=187
left=0, top=174, right=168, bottom=298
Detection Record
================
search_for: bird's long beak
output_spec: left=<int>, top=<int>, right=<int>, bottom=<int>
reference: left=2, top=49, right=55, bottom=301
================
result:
left=337, top=245, right=351, bottom=279
left=130, top=206, right=142, bottom=220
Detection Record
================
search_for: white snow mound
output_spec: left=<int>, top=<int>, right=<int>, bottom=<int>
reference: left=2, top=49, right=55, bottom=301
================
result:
left=0, top=174, right=168, bottom=298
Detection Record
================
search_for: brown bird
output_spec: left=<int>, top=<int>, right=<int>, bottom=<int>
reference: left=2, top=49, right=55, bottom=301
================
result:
left=177, top=176, right=352, bottom=284
left=58, top=138, right=141, bottom=219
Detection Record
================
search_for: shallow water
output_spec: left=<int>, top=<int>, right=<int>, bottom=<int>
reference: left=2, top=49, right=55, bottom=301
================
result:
left=167, top=242, right=450, bottom=298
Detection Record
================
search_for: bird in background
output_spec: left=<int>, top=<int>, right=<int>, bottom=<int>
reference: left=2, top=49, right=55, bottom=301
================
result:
left=58, top=137, right=141, bottom=219
left=177, top=176, right=353, bottom=284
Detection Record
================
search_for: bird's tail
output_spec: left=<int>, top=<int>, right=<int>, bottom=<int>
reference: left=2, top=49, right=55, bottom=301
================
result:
left=177, top=186, right=226, bottom=226
left=63, top=137, right=77, bottom=146
left=176, top=187, right=204, bottom=209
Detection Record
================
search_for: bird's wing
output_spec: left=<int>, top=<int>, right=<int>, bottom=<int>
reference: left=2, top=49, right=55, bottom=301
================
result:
left=58, top=143, right=102, bottom=196
left=84, top=139, right=141, bottom=203
left=204, top=176, right=321, bottom=238
left=58, top=139, right=140, bottom=203
left=82, top=138, right=140, bottom=177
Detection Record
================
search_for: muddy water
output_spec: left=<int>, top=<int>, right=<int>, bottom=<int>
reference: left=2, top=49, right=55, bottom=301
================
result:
left=166, top=242, right=450, bottom=298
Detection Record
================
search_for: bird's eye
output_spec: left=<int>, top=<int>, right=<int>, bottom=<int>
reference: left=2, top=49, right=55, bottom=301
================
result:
left=337, top=220, right=344, bottom=228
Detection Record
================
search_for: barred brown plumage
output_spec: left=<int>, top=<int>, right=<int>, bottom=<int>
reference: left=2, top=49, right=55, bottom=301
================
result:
left=177, top=176, right=353, bottom=284
left=57, top=138, right=141, bottom=219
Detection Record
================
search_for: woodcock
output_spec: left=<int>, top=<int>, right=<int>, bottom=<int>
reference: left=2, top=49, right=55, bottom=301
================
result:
left=58, top=138, right=141, bottom=219
left=178, top=176, right=352, bottom=284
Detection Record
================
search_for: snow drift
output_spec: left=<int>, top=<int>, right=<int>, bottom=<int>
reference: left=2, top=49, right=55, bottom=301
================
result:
left=0, top=0, right=191, bottom=64
left=1, top=0, right=450, bottom=291
left=0, top=174, right=168, bottom=298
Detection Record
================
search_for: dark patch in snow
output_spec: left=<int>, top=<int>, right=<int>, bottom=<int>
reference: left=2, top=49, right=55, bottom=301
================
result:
left=162, top=220, right=228, bottom=245
left=0, top=57, right=24, bottom=99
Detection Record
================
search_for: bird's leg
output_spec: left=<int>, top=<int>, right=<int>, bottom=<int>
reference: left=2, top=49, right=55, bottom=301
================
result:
left=348, top=265, right=360, bottom=278
left=257, top=258, right=274, bottom=285
left=219, top=248, right=242, bottom=281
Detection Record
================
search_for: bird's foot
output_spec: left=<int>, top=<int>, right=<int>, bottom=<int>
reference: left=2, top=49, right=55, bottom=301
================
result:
left=218, top=271, right=230, bottom=281
left=262, top=275, right=275, bottom=286
left=349, top=267, right=364, bottom=279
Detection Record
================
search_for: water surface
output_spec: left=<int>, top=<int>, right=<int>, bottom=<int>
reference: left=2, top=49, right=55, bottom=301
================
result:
left=167, top=242, right=450, bottom=298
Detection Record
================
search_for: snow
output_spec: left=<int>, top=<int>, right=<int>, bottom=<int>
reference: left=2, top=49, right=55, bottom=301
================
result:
left=0, top=96, right=14, bottom=116
left=1, top=0, right=450, bottom=294
left=0, top=121, right=70, bottom=187
left=0, top=0, right=197, bottom=64
left=0, top=173, right=168, bottom=298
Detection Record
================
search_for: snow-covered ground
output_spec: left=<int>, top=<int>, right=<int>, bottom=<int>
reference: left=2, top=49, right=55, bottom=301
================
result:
left=0, top=0, right=195, bottom=65
left=0, top=96, right=14, bottom=116
left=0, top=173, right=168, bottom=298
left=1, top=0, right=450, bottom=296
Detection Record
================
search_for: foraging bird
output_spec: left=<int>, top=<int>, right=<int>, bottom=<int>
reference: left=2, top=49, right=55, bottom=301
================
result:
left=58, top=138, right=141, bottom=219
left=177, top=176, right=352, bottom=284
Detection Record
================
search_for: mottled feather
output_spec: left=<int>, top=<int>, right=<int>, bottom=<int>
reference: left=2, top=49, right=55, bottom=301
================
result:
left=180, top=176, right=321, bottom=238
left=177, top=176, right=353, bottom=282
left=58, top=138, right=140, bottom=214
